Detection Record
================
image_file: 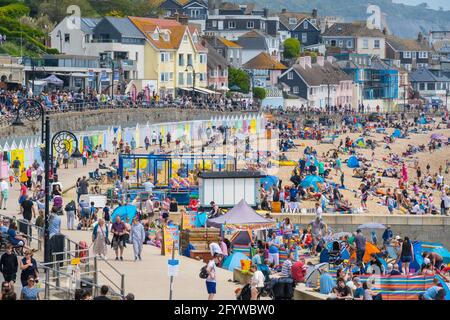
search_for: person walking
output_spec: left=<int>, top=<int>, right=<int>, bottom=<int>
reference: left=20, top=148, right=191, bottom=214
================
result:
left=0, top=244, right=18, bottom=286
left=400, top=236, right=414, bottom=275
left=144, top=136, right=150, bottom=151
left=92, top=219, right=108, bottom=259
left=65, top=200, right=76, bottom=230
left=355, top=229, right=366, bottom=265
left=20, top=275, right=41, bottom=300
left=19, top=251, right=39, bottom=287
left=0, top=178, right=9, bottom=210
left=130, top=217, right=145, bottom=261
left=20, top=195, right=36, bottom=223
left=111, top=216, right=126, bottom=261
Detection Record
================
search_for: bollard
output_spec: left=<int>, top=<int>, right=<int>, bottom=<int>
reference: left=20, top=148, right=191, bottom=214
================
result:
left=121, top=274, right=125, bottom=297
left=93, top=256, right=98, bottom=297
left=45, top=269, right=50, bottom=300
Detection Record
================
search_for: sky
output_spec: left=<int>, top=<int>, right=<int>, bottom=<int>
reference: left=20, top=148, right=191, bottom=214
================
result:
left=392, top=0, right=450, bottom=10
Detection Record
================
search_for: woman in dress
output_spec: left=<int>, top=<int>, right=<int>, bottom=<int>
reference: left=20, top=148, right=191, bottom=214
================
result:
left=130, top=216, right=145, bottom=261
left=92, top=219, right=108, bottom=259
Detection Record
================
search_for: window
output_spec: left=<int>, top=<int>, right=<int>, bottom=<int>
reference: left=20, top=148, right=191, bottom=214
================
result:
left=374, top=39, right=380, bottom=49
left=331, top=40, right=336, bottom=46
left=178, top=54, right=184, bottom=66
left=160, top=52, right=169, bottom=62
left=170, top=52, right=174, bottom=62
left=212, top=20, right=217, bottom=27
left=302, top=33, right=307, bottom=43
left=419, top=83, right=425, bottom=90
left=64, top=33, right=70, bottom=43
left=338, top=40, right=343, bottom=47
left=190, top=9, right=200, bottom=18
left=84, top=34, right=90, bottom=43
left=152, top=31, right=159, bottom=40
left=427, top=83, right=435, bottom=90
left=183, top=34, right=188, bottom=42
left=293, top=86, right=299, bottom=94
left=362, top=39, right=369, bottom=49
left=165, top=10, right=171, bottom=17
left=261, top=21, right=265, bottom=30
left=160, top=72, right=170, bottom=82
left=403, top=51, right=411, bottom=59
left=217, top=48, right=223, bottom=55
left=236, top=49, right=239, bottom=59
left=228, top=21, right=236, bottom=29
left=199, top=73, right=206, bottom=82
left=288, top=71, right=294, bottom=80
left=303, top=21, right=308, bottom=29
left=346, top=40, right=353, bottom=48
left=247, top=21, right=254, bottom=29
left=419, top=51, right=428, bottom=59
left=199, top=53, right=206, bottom=64
left=289, top=18, right=297, bottom=25
left=187, top=54, right=193, bottom=65
left=192, top=34, right=198, bottom=43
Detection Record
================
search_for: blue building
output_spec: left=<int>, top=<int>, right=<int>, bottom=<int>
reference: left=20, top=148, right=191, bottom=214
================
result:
left=335, top=53, right=399, bottom=101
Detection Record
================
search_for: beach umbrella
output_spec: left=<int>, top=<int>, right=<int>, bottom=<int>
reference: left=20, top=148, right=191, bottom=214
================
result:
left=300, top=175, right=324, bottom=192
left=230, top=85, right=241, bottom=92
left=111, top=204, right=137, bottom=222
left=357, top=223, right=386, bottom=229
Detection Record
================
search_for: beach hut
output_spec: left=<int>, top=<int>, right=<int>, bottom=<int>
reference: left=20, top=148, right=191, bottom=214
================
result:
left=300, top=175, right=324, bottom=192
left=347, top=155, right=360, bottom=168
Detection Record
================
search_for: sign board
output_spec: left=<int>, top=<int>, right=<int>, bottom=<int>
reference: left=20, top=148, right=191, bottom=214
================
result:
left=79, top=194, right=107, bottom=208
left=71, top=258, right=81, bottom=265
left=142, top=79, right=157, bottom=93
left=161, top=225, right=180, bottom=256
left=168, top=259, right=180, bottom=277
left=114, top=70, right=120, bottom=81
left=100, top=70, right=108, bottom=82
left=181, top=211, right=197, bottom=230
left=88, top=69, right=94, bottom=82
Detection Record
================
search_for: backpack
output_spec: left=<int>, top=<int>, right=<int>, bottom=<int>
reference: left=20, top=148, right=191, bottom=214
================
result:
left=237, top=284, right=252, bottom=300
left=65, top=201, right=76, bottom=212
left=199, top=265, right=209, bottom=279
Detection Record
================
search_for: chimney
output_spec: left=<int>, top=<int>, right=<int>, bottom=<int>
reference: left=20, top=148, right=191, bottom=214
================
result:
left=281, top=8, right=287, bottom=14
left=326, top=56, right=334, bottom=64
left=304, top=55, right=312, bottom=68
left=173, top=12, right=179, bottom=22
left=263, top=8, right=269, bottom=18
left=312, top=8, right=318, bottom=18
left=382, top=27, right=387, bottom=35
left=418, top=32, right=423, bottom=43
left=317, top=55, right=324, bottom=67
left=179, top=15, right=189, bottom=25
left=298, top=57, right=306, bottom=69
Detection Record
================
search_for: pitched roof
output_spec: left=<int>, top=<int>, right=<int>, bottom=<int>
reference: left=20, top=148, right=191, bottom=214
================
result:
left=236, top=30, right=268, bottom=50
left=203, top=41, right=228, bottom=69
left=409, top=68, right=450, bottom=83
left=128, top=17, right=206, bottom=51
left=322, top=22, right=385, bottom=38
left=243, top=52, right=286, bottom=70
left=386, top=35, right=430, bottom=52
left=278, top=12, right=311, bottom=30
left=80, top=18, right=100, bottom=34
left=218, top=37, right=242, bottom=48
left=103, top=17, right=145, bottom=39
left=290, top=61, right=352, bottom=86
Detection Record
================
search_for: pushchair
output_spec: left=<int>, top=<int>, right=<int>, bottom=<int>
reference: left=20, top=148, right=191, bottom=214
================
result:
left=328, top=241, right=343, bottom=266
left=267, top=277, right=296, bottom=300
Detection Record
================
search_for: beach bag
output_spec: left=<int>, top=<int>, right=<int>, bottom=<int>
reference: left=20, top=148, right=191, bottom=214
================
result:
left=199, top=265, right=209, bottom=279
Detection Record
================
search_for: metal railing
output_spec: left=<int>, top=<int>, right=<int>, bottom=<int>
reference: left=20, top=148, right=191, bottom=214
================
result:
left=0, top=214, right=43, bottom=252
left=40, top=253, right=125, bottom=300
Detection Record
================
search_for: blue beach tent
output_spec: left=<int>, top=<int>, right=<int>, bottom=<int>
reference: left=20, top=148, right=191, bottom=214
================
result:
left=392, top=129, right=401, bottom=138
left=222, top=252, right=250, bottom=271
left=111, top=204, right=137, bottom=222
left=347, top=155, right=360, bottom=168
left=300, top=175, right=324, bottom=192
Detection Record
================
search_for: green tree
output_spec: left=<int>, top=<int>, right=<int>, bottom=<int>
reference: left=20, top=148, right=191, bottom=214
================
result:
left=253, top=87, right=266, bottom=101
left=283, top=38, right=301, bottom=59
left=228, top=67, right=250, bottom=93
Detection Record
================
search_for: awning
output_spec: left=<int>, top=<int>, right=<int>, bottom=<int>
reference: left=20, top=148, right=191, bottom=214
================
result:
left=194, top=87, right=219, bottom=95
left=70, top=73, right=88, bottom=77
left=178, top=87, right=193, bottom=92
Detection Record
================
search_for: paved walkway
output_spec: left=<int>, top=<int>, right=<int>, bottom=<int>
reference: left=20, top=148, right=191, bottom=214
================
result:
left=2, top=148, right=239, bottom=300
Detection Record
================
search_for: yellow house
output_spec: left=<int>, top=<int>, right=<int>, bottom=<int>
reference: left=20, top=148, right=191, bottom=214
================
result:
left=129, top=17, right=208, bottom=98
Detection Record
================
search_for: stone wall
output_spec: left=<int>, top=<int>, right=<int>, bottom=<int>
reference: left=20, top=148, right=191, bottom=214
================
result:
left=271, top=213, right=450, bottom=248
left=0, top=108, right=258, bottom=139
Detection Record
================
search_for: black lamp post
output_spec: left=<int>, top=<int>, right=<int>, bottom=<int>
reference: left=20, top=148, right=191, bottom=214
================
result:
left=11, top=99, right=81, bottom=263
left=185, top=64, right=196, bottom=99
left=50, top=131, right=83, bottom=181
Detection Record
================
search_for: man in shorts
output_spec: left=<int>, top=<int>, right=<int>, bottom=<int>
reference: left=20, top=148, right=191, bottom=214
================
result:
left=206, top=253, right=222, bottom=300
left=78, top=200, right=90, bottom=231
left=111, top=216, right=126, bottom=261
